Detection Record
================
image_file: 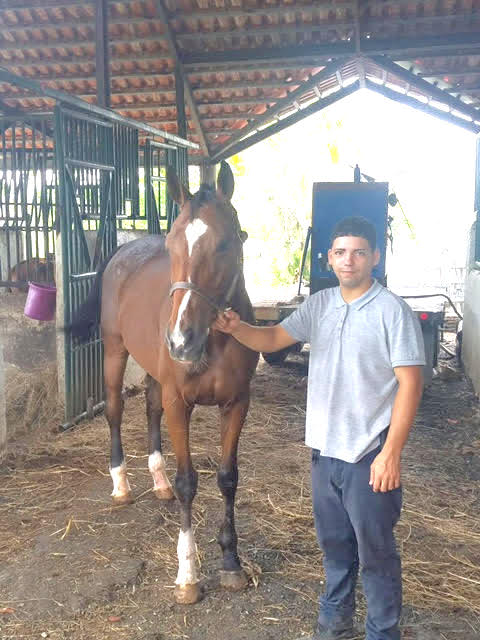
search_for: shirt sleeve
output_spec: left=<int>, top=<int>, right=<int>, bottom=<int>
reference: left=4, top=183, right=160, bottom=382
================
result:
left=389, top=303, right=426, bottom=367
left=280, top=295, right=316, bottom=343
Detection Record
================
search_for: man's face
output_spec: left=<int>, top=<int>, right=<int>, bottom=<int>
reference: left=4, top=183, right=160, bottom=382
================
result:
left=328, top=235, right=380, bottom=290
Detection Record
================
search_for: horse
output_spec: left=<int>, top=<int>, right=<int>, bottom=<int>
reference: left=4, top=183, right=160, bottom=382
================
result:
left=69, top=161, right=259, bottom=604
left=7, top=256, right=55, bottom=292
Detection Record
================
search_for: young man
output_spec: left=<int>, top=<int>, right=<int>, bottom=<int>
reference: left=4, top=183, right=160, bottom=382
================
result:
left=213, top=216, right=425, bottom=640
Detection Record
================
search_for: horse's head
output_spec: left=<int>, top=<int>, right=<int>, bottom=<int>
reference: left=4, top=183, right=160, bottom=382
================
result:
left=165, top=161, right=245, bottom=363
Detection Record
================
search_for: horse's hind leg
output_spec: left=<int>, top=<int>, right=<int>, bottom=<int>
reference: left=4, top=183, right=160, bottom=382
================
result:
left=145, top=375, right=174, bottom=500
left=217, top=398, right=250, bottom=592
left=104, top=336, right=132, bottom=505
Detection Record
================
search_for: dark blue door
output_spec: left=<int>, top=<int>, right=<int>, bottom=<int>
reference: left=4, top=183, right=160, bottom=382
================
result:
left=310, top=182, right=388, bottom=293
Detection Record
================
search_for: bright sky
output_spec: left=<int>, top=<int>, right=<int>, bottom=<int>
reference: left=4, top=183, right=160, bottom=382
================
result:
left=230, top=88, right=477, bottom=298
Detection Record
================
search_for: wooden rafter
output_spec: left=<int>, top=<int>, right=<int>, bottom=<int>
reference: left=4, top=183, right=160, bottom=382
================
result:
left=208, top=58, right=350, bottom=161
left=369, top=56, right=480, bottom=123
left=211, top=82, right=360, bottom=163
left=183, top=34, right=480, bottom=66
left=154, top=0, right=209, bottom=157
left=365, top=79, right=480, bottom=134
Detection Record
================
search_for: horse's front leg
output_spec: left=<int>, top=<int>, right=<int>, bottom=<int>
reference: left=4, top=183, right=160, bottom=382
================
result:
left=163, top=395, right=201, bottom=604
left=217, top=396, right=250, bottom=591
left=145, top=375, right=174, bottom=500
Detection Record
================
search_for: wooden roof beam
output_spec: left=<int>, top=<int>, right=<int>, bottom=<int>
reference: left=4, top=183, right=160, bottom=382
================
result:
left=176, top=22, right=355, bottom=41
left=0, top=51, right=171, bottom=68
left=365, top=78, right=480, bottom=134
left=154, top=0, right=209, bottom=157
left=369, top=56, right=480, bottom=122
left=168, top=2, right=355, bottom=19
left=112, top=97, right=289, bottom=110
left=211, top=82, right=360, bottom=163
left=418, top=69, right=480, bottom=78
left=1, top=0, right=354, bottom=14
left=207, top=58, right=350, bottom=160
left=0, top=33, right=168, bottom=52
left=183, top=34, right=480, bottom=66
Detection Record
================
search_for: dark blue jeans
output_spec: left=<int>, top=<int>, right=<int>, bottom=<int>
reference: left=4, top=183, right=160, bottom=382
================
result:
left=311, top=442, right=402, bottom=640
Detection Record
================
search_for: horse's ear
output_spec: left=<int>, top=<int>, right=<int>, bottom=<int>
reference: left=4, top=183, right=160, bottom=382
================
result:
left=239, top=230, right=248, bottom=243
left=217, top=160, right=234, bottom=202
left=166, top=165, right=191, bottom=206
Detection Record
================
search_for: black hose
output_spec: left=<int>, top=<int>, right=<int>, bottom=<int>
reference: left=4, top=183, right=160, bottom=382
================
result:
left=400, top=293, right=463, bottom=320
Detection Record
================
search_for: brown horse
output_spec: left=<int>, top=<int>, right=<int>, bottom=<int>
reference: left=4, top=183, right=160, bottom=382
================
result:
left=70, top=161, right=258, bottom=604
left=7, top=256, right=55, bottom=292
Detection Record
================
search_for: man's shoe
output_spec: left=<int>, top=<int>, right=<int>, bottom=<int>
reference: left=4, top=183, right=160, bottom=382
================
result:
left=294, top=626, right=358, bottom=640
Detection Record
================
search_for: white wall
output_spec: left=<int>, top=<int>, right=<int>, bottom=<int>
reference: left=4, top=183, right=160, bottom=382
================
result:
left=462, top=220, right=480, bottom=395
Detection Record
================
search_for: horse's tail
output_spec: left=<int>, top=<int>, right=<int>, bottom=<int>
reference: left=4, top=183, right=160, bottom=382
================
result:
left=66, top=248, right=120, bottom=342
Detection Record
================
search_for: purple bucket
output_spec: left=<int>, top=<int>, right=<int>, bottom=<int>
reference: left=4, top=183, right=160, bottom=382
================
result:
left=24, top=282, right=57, bottom=321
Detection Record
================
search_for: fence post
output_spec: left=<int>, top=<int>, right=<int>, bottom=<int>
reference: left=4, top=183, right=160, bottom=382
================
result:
left=0, top=335, right=6, bottom=464
left=55, top=233, right=66, bottom=413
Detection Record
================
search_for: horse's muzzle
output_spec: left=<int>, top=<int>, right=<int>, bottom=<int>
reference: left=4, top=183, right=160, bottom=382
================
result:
left=165, top=327, right=207, bottom=363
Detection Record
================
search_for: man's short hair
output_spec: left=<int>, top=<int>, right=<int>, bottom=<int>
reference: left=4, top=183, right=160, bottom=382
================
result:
left=331, top=216, right=376, bottom=250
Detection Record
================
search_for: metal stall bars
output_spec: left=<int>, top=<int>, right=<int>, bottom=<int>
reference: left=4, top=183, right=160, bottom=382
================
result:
left=0, top=114, right=57, bottom=290
left=144, top=139, right=183, bottom=234
left=54, top=104, right=198, bottom=427
left=55, top=105, right=117, bottom=424
left=0, top=68, right=198, bottom=429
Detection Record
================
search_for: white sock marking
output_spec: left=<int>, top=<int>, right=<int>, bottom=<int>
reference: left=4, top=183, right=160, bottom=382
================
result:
left=175, top=528, right=199, bottom=586
left=148, top=451, right=172, bottom=492
left=185, top=218, right=208, bottom=257
left=110, top=463, right=131, bottom=498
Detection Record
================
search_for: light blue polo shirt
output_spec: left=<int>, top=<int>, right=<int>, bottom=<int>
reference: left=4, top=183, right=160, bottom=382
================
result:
left=281, top=280, right=425, bottom=463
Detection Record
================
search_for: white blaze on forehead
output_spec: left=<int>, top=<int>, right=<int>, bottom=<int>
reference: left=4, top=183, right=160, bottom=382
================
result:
left=148, top=451, right=172, bottom=492
left=171, top=290, right=191, bottom=348
left=110, top=463, right=131, bottom=499
left=175, top=528, right=199, bottom=586
left=185, top=218, right=208, bottom=256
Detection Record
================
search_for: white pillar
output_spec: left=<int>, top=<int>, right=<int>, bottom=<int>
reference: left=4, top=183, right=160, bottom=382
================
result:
left=200, top=163, right=216, bottom=187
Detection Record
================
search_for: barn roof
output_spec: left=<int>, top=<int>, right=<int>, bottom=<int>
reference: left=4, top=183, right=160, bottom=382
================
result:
left=1, top=0, right=479, bottom=161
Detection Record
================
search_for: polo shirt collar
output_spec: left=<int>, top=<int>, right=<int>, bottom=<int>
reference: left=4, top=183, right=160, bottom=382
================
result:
left=334, top=279, right=383, bottom=310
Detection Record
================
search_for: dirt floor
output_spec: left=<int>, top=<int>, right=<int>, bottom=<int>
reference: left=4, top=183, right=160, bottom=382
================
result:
left=0, top=348, right=479, bottom=640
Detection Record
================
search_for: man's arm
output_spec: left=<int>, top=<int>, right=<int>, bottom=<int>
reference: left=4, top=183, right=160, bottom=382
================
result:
left=212, top=310, right=297, bottom=353
left=369, top=365, right=424, bottom=492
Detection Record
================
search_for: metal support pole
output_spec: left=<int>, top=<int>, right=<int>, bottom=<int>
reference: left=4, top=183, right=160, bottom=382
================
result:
left=175, top=67, right=187, bottom=140
left=175, top=67, right=189, bottom=188
left=0, top=337, right=6, bottom=464
left=200, top=163, right=216, bottom=186
left=475, top=136, right=480, bottom=213
left=95, top=0, right=111, bottom=108
left=475, top=136, right=480, bottom=261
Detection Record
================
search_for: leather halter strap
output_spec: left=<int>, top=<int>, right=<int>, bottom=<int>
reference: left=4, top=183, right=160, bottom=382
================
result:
left=169, top=273, right=239, bottom=314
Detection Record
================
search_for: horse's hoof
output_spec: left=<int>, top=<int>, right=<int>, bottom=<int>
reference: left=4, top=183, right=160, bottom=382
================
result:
left=219, top=569, right=248, bottom=591
left=111, top=493, right=134, bottom=506
left=154, top=487, right=175, bottom=501
left=174, top=582, right=202, bottom=604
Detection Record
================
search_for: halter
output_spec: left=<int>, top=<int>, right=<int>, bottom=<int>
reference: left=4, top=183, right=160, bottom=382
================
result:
left=169, top=272, right=239, bottom=314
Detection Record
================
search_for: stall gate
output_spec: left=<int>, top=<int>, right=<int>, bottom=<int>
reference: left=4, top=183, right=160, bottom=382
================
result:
left=0, top=115, right=57, bottom=290
left=55, top=105, right=187, bottom=425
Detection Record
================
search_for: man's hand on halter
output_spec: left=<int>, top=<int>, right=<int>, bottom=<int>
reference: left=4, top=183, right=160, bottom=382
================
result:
left=212, top=309, right=242, bottom=334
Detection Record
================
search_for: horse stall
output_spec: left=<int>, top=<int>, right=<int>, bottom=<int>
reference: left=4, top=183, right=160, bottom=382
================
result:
left=0, top=114, right=60, bottom=455
left=0, top=73, right=194, bottom=461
